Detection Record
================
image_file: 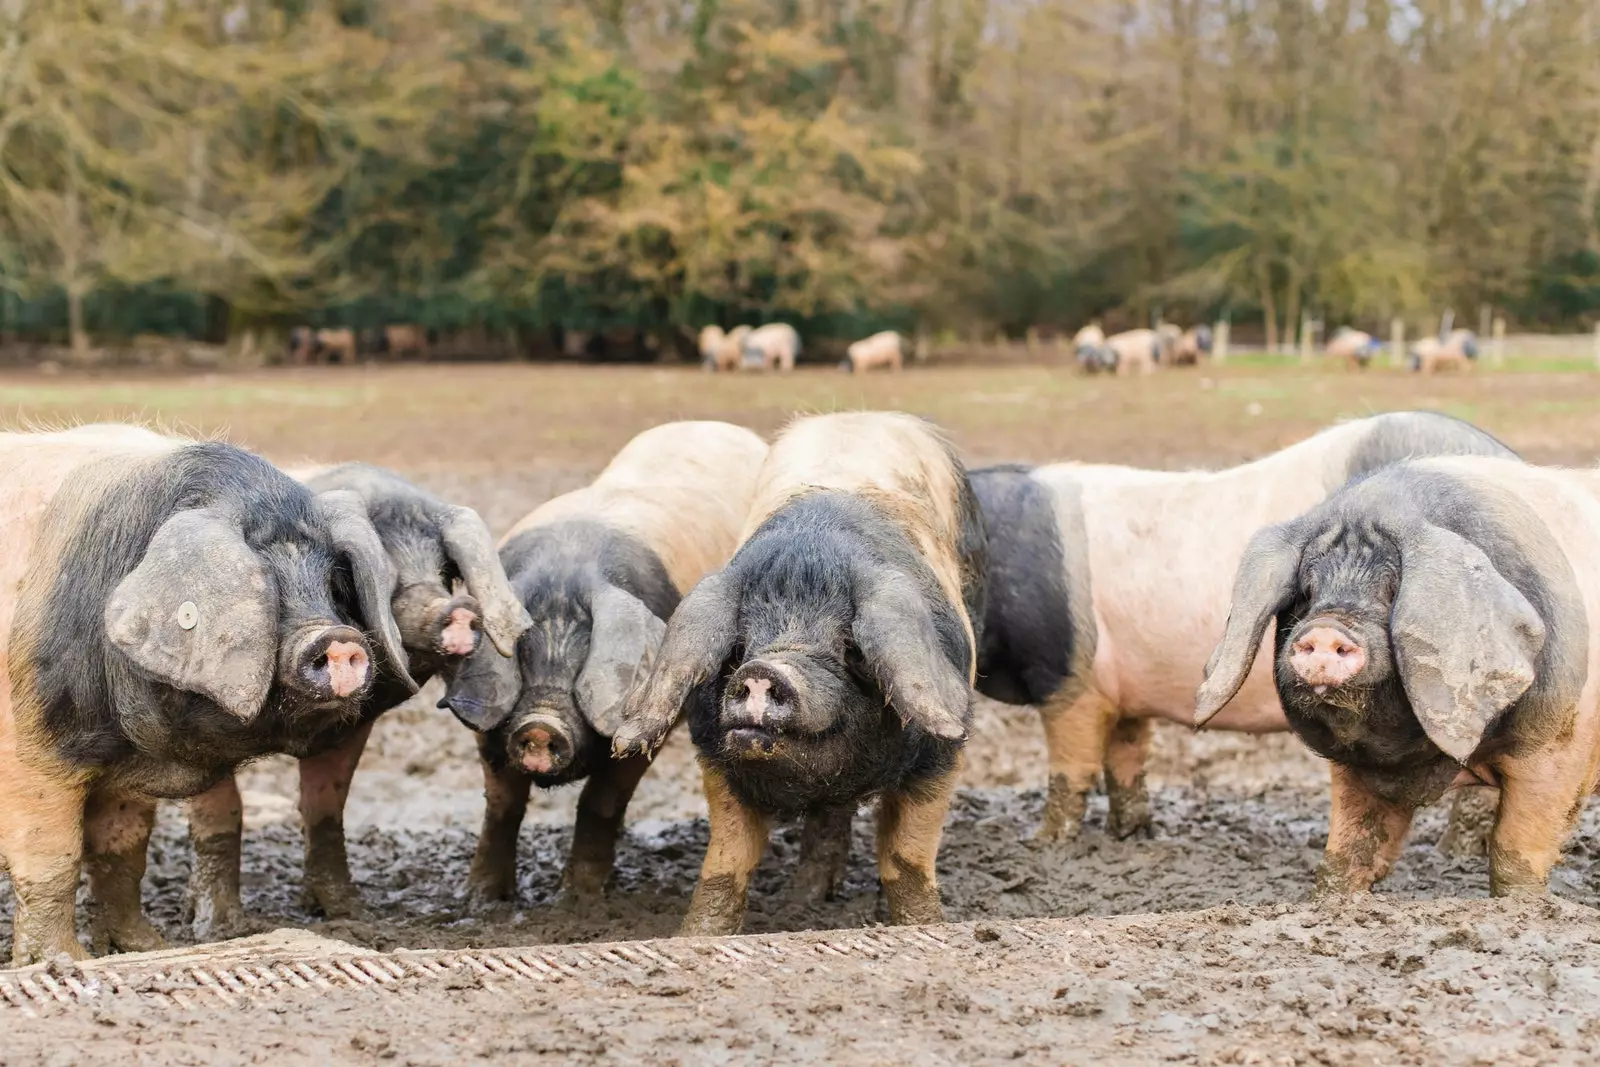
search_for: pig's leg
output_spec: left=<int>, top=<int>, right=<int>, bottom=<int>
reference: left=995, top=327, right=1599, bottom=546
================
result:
left=1103, top=716, right=1154, bottom=840
left=1487, top=756, right=1592, bottom=897
left=1314, top=763, right=1415, bottom=897
left=787, top=805, right=854, bottom=906
left=84, top=791, right=168, bottom=955
left=298, top=721, right=374, bottom=920
left=185, top=777, right=248, bottom=940
left=1438, top=787, right=1497, bottom=858
left=681, top=763, right=770, bottom=936
left=1033, top=689, right=1117, bottom=844
left=876, top=759, right=961, bottom=925
left=563, top=753, right=652, bottom=898
left=0, top=765, right=88, bottom=965
left=467, top=745, right=532, bottom=906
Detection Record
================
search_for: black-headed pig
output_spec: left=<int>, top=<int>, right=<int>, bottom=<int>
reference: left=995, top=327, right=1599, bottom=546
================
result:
left=1197, top=456, right=1600, bottom=897
left=0, top=425, right=410, bottom=964
left=612, top=412, right=987, bottom=935
left=444, top=421, right=768, bottom=903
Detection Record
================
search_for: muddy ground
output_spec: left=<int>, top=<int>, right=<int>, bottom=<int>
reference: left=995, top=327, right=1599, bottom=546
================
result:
left=2, top=361, right=1599, bottom=1062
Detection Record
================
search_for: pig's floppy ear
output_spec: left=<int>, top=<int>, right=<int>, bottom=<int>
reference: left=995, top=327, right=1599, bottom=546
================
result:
left=440, top=506, right=534, bottom=658
left=577, top=584, right=666, bottom=738
left=105, top=507, right=277, bottom=721
left=612, top=570, right=740, bottom=758
left=1195, top=521, right=1308, bottom=727
left=1388, top=521, right=1544, bottom=762
left=314, top=490, right=418, bottom=693
left=852, top=571, right=972, bottom=742
left=441, top=638, right=522, bottom=732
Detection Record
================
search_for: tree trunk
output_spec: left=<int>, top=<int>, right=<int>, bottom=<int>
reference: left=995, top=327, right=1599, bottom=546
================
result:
left=67, top=282, right=90, bottom=362
left=1258, top=260, right=1279, bottom=352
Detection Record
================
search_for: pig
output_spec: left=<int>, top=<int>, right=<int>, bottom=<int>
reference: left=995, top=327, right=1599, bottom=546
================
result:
left=1408, top=329, right=1478, bottom=373
left=0, top=424, right=410, bottom=965
left=443, top=422, right=769, bottom=905
left=1325, top=327, right=1380, bottom=369
left=970, top=411, right=1517, bottom=847
left=841, top=330, right=906, bottom=374
left=611, top=412, right=987, bottom=935
left=740, top=323, right=802, bottom=372
left=1072, top=324, right=1115, bottom=374
left=313, top=328, right=358, bottom=364
left=698, top=325, right=751, bottom=372
left=1169, top=325, right=1213, bottom=366
left=383, top=324, right=430, bottom=360
left=182, top=464, right=531, bottom=936
left=1195, top=455, right=1600, bottom=898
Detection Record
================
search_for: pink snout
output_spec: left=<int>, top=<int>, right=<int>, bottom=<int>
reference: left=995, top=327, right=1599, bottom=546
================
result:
left=510, top=718, right=571, bottom=776
left=323, top=641, right=370, bottom=698
left=1290, top=626, right=1367, bottom=692
left=439, top=607, right=479, bottom=657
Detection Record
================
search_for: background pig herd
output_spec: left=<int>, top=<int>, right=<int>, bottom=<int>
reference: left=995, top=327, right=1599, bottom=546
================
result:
left=1, top=408, right=1594, bottom=968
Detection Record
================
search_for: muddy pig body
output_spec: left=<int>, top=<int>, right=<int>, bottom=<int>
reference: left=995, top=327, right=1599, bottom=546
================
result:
left=613, top=412, right=987, bottom=935
left=1196, top=456, right=1600, bottom=897
left=971, top=411, right=1516, bottom=845
left=0, top=425, right=412, bottom=964
left=443, top=421, right=768, bottom=904
left=183, top=463, right=530, bottom=936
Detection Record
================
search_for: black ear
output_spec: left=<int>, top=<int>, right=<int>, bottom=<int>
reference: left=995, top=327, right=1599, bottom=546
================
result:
left=852, top=571, right=972, bottom=742
left=576, top=585, right=667, bottom=738
left=442, top=638, right=523, bottom=732
left=1195, top=522, right=1308, bottom=726
left=439, top=506, right=533, bottom=657
left=105, top=507, right=277, bottom=721
left=611, top=570, right=740, bottom=757
left=1389, top=522, right=1543, bottom=761
left=313, top=490, right=418, bottom=693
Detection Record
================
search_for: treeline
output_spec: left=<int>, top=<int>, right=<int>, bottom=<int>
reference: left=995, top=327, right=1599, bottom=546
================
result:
left=2, top=0, right=1599, bottom=361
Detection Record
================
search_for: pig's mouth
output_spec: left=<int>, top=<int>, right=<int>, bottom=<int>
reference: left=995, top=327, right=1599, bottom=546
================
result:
left=722, top=725, right=786, bottom=760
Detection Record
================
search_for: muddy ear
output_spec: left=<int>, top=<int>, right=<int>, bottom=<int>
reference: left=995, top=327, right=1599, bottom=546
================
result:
left=577, top=584, right=667, bottom=738
left=105, top=507, right=277, bottom=721
left=1195, top=522, right=1308, bottom=726
left=441, top=638, right=522, bottom=732
left=441, top=506, right=534, bottom=658
left=1390, top=522, right=1544, bottom=762
left=852, top=572, right=972, bottom=742
left=612, top=570, right=740, bottom=757
left=314, top=490, right=418, bottom=693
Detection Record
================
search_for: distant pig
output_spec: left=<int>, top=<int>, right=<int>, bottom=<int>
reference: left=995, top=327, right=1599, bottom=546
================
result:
left=1196, top=456, right=1600, bottom=897
left=740, top=323, right=802, bottom=372
left=1408, top=329, right=1479, bottom=374
left=613, top=412, right=987, bottom=935
left=970, top=412, right=1517, bottom=847
left=699, top=325, right=750, bottom=372
left=0, top=425, right=410, bottom=965
left=1325, top=327, right=1380, bottom=369
left=183, top=465, right=531, bottom=936
left=444, top=422, right=768, bottom=903
left=841, top=330, right=906, bottom=373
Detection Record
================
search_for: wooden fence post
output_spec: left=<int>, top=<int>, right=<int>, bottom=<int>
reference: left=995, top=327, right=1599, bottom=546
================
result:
left=1593, top=322, right=1600, bottom=371
left=1298, top=312, right=1313, bottom=364
left=1491, top=317, right=1506, bottom=368
left=1213, top=319, right=1229, bottom=364
left=1391, top=317, right=1406, bottom=368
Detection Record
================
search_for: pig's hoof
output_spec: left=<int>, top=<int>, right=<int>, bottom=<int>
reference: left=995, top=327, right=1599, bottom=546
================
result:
left=465, top=880, right=516, bottom=915
left=1105, top=807, right=1153, bottom=841
left=785, top=863, right=845, bottom=907
left=560, top=862, right=611, bottom=900
left=94, top=916, right=169, bottom=956
left=1026, top=823, right=1081, bottom=849
left=679, top=910, right=744, bottom=937
left=303, top=879, right=370, bottom=922
left=189, top=899, right=251, bottom=943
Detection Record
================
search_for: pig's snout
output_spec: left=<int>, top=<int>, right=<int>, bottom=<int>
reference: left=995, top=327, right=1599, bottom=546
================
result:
left=1290, top=624, right=1367, bottom=692
left=285, top=625, right=371, bottom=701
left=510, top=716, right=572, bottom=776
left=436, top=600, right=480, bottom=657
left=721, top=660, right=806, bottom=758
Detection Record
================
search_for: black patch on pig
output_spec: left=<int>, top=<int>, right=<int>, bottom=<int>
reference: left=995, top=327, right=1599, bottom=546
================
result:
left=479, top=520, right=679, bottom=788
left=688, top=490, right=976, bottom=819
left=24, top=443, right=368, bottom=797
left=969, top=464, right=1072, bottom=705
left=1271, top=465, right=1585, bottom=803
left=1341, top=411, right=1516, bottom=485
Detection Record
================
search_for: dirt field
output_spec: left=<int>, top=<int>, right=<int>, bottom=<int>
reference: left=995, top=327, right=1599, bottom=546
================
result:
left=2, top=360, right=1599, bottom=1063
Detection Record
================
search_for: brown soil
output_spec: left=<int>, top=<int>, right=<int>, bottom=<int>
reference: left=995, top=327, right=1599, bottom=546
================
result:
left=1, top=362, right=1598, bottom=1063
